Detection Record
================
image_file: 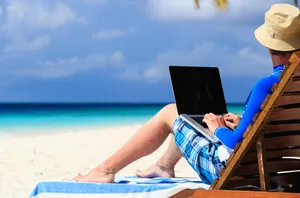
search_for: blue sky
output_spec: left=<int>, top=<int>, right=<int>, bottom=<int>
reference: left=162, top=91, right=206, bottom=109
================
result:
left=0, top=0, right=294, bottom=103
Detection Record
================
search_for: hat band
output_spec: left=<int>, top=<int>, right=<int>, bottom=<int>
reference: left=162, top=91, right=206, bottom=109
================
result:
left=267, top=26, right=300, bottom=40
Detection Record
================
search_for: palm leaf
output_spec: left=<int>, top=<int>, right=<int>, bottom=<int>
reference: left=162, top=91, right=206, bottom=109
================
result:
left=194, top=0, right=200, bottom=8
left=215, top=0, right=228, bottom=10
left=194, top=0, right=228, bottom=10
left=193, top=0, right=298, bottom=9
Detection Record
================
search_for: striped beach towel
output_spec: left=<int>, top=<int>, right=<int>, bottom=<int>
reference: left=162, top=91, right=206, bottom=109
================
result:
left=29, top=176, right=210, bottom=198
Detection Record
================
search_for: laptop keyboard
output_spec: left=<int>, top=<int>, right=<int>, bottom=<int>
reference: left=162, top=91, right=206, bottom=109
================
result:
left=191, top=116, right=208, bottom=128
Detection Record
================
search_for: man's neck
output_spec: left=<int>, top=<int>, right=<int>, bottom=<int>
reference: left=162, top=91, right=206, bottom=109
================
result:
left=272, top=55, right=289, bottom=67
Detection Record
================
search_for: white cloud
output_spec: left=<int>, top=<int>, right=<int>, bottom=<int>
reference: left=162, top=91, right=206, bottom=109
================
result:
left=119, top=42, right=219, bottom=81
left=238, top=48, right=270, bottom=67
left=216, top=25, right=256, bottom=43
left=146, top=0, right=293, bottom=21
left=92, top=27, right=136, bottom=40
left=17, top=50, right=125, bottom=78
left=3, top=1, right=81, bottom=31
left=4, top=35, right=50, bottom=52
left=0, top=1, right=83, bottom=53
left=119, top=42, right=271, bottom=82
left=110, top=51, right=125, bottom=65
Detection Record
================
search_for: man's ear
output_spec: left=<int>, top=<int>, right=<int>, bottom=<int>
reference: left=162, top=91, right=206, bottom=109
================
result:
left=282, top=56, right=291, bottom=65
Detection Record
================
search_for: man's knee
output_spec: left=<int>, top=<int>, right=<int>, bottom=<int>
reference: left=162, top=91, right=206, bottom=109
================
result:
left=163, top=103, right=177, bottom=113
left=161, top=103, right=178, bottom=127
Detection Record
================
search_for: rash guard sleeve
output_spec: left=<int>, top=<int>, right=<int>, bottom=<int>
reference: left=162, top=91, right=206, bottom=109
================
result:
left=214, top=75, right=280, bottom=150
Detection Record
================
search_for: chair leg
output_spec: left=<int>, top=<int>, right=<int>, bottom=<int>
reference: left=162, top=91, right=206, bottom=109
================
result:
left=257, top=133, right=269, bottom=191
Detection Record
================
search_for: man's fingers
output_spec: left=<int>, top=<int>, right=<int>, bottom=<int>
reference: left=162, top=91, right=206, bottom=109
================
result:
left=224, top=117, right=234, bottom=122
left=224, top=114, right=233, bottom=119
left=224, top=113, right=231, bottom=118
left=202, top=117, right=209, bottom=124
left=226, top=113, right=236, bottom=118
left=224, top=113, right=240, bottom=122
left=223, top=117, right=233, bottom=120
left=225, top=121, right=234, bottom=128
left=209, top=113, right=218, bottom=119
left=205, top=113, right=223, bottom=121
left=204, top=113, right=211, bottom=119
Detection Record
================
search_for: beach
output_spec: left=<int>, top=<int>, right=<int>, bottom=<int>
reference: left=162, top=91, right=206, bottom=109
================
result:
left=0, top=103, right=244, bottom=198
left=0, top=124, right=199, bottom=198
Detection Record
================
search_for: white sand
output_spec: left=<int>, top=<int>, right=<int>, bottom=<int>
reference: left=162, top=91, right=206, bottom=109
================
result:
left=0, top=125, right=198, bottom=198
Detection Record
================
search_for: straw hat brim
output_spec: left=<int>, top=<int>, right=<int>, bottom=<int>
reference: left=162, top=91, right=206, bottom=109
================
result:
left=254, top=24, right=300, bottom=51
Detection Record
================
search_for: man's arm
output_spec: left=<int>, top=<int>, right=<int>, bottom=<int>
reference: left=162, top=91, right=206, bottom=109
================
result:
left=214, top=76, right=278, bottom=149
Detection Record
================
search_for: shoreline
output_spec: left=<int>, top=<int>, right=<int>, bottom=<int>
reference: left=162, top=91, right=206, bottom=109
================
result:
left=0, top=122, right=146, bottom=136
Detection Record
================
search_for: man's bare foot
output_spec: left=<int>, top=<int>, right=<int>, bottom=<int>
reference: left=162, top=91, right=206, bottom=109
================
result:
left=135, top=163, right=175, bottom=178
left=73, top=168, right=115, bottom=183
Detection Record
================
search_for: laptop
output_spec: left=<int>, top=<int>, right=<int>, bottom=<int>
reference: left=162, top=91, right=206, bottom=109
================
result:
left=169, top=66, right=228, bottom=143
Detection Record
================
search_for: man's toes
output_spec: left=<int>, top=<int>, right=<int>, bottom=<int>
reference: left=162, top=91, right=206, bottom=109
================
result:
left=137, top=168, right=157, bottom=178
left=73, top=173, right=83, bottom=181
left=136, top=169, right=150, bottom=178
left=135, top=169, right=140, bottom=175
left=135, top=169, right=144, bottom=177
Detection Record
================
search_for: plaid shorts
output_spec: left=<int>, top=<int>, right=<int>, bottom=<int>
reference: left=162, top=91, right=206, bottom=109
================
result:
left=173, top=117, right=226, bottom=185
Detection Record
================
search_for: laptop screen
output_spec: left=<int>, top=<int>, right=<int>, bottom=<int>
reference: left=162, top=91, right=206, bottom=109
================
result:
left=169, top=66, right=228, bottom=115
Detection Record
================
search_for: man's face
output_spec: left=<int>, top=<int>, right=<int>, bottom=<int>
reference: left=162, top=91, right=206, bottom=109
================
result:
left=268, top=48, right=292, bottom=65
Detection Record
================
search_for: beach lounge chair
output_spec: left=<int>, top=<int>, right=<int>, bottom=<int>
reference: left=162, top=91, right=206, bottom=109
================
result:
left=172, top=50, right=300, bottom=197
left=29, top=51, right=300, bottom=198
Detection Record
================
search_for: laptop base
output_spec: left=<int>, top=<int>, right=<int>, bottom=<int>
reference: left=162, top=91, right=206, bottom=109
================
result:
left=180, top=114, right=220, bottom=143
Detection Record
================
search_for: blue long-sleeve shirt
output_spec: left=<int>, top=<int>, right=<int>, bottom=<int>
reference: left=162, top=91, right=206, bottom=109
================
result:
left=214, top=65, right=284, bottom=150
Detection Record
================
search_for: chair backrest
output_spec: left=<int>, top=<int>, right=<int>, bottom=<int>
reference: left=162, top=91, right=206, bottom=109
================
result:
left=210, top=51, right=300, bottom=191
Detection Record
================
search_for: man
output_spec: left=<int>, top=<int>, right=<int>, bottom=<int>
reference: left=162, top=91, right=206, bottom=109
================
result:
left=73, top=3, right=300, bottom=184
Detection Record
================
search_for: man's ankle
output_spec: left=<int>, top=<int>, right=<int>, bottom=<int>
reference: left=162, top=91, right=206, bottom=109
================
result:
left=95, top=163, right=117, bottom=174
left=156, top=160, right=175, bottom=171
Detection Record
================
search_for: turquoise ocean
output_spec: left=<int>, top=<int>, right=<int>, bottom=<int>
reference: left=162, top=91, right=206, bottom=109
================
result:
left=0, top=103, right=244, bottom=132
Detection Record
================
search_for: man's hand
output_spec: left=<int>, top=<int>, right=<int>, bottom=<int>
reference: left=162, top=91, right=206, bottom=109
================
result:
left=203, top=113, right=227, bottom=133
left=223, top=113, right=241, bottom=130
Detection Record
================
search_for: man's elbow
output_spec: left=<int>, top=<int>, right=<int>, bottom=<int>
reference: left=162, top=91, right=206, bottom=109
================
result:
left=223, top=136, right=243, bottom=150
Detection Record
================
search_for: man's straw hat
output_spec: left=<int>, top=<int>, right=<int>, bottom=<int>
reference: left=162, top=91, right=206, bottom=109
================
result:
left=254, top=4, right=300, bottom=51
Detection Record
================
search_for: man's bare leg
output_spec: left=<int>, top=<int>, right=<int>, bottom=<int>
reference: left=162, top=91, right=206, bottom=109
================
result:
left=135, top=137, right=182, bottom=178
left=73, top=103, right=179, bottom=183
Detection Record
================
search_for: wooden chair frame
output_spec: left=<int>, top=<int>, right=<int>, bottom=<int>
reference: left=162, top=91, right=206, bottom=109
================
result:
left=171, top=51, right=300, bottom=197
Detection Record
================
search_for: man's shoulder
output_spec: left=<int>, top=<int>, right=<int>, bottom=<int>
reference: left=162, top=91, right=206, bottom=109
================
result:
left=254, top=75, right=280, bottom=90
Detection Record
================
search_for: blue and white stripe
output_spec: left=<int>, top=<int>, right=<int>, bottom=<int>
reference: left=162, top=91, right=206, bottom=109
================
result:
left=29, top=176, right=210, bottom=198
